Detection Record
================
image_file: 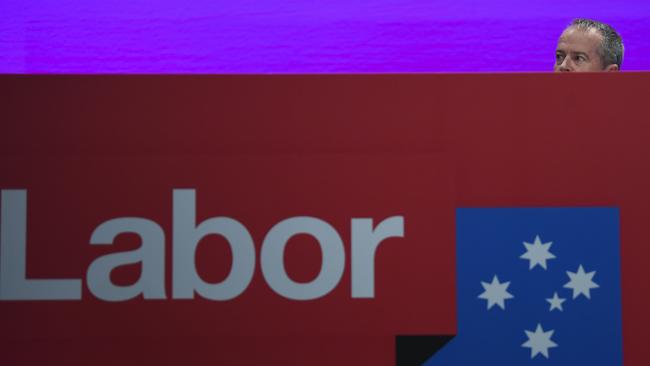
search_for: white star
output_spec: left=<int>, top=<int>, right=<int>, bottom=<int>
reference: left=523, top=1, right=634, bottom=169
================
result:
left=520, top=235, right=556, bottom=270
left=522, top=323, right=558, bottom=359
left=564, top=264, right=599, bottom=299
left=478, top=275, right=514, bottom=310
left=546, top=292, right=566, bottom=311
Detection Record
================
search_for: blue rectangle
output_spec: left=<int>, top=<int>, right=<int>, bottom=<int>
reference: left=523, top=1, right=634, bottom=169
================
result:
left=425, top=208, right=622, bottom=365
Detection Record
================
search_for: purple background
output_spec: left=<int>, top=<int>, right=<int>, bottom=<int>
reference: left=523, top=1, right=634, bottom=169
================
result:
left=1, top=1, right=649, bottom=73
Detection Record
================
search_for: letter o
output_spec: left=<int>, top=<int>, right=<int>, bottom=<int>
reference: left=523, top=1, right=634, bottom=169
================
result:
left=261, top=217, right=345, bottom=300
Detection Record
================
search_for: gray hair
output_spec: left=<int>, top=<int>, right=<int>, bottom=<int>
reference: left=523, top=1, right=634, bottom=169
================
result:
left=568, top=18, right=624, bottom=69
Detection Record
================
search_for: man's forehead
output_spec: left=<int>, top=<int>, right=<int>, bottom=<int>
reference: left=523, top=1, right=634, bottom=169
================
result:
left=557, top=27, right=603, bottom=51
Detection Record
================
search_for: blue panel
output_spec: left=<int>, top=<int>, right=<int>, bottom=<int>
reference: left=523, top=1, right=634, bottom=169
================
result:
left=426, top=208, right=622, bottom=365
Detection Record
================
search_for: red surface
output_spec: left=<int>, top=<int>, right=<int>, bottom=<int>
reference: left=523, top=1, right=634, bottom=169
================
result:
left=1, top=74, right=649, bottom=365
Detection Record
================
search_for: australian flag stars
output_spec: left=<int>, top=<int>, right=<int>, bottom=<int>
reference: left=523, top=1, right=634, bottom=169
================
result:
left=424, top=208, right=622, bottom=365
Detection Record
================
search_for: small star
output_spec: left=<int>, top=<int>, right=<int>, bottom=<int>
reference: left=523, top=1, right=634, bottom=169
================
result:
left=546, top=292, right=566, bottom=311
left=564, top=264, right=599, bottom=299
left=522, top=323, right=558, bottom=359
left=520, top=235, right=556, bottom=270
left=478, top=275, right=514, bottom=310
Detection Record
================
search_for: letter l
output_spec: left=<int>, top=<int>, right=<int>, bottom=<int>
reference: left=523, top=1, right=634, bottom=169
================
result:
left=0, top=190, right=81, bottom=300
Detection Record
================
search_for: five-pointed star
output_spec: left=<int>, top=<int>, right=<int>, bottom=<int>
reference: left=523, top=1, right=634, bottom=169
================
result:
left=520, top=235, right=556, bottom=270
left=478, top=275, right=514, bottom=310
left=564, top=264, right=599, bottom=299
left=522, top=323, right=558, bottom=359
left=546, top=292, right=566, bottom=311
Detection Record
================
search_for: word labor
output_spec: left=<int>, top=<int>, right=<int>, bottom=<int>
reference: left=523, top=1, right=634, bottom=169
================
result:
left=0, top=189, right=404, bottom=302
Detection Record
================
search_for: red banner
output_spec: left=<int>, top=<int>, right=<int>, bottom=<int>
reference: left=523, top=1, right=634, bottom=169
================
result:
left=1, top=74, right=650, bottom=365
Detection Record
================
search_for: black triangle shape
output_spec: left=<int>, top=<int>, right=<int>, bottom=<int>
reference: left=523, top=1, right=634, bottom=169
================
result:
left=395, top=335, right=455, bottom=366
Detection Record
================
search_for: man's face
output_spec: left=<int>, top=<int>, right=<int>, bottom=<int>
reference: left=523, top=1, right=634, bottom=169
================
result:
left=554, top=27, right=618, bottom=72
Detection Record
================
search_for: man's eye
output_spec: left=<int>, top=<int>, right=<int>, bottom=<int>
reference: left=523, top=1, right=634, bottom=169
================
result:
left=575, top=55, right=586, bottom=62
left=555, top=54, right=564, bottom=62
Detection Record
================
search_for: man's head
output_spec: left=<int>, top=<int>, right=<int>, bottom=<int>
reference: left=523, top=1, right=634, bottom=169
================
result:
left=554, top=18, right=624, bottom=72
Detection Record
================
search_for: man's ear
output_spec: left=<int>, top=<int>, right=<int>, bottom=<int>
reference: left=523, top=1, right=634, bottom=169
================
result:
left=605, top=64, right=620, bottom=72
